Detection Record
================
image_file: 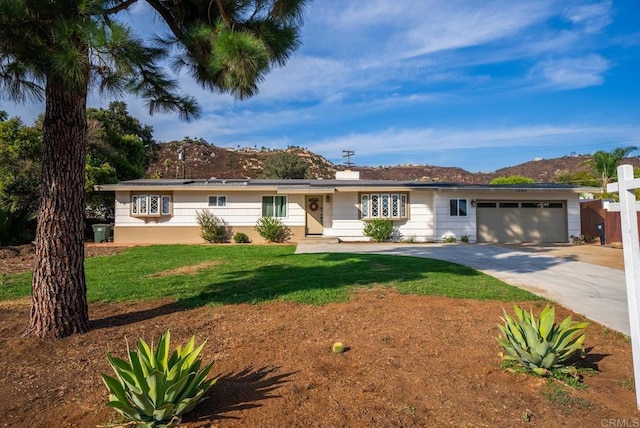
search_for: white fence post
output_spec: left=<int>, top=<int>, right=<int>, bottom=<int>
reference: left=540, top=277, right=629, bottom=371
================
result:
left=607, top=164, right=640, bottom=410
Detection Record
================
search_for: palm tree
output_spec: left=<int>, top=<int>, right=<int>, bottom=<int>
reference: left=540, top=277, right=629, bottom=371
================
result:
left=591, top=146, right=638, bottom=192
left=0, top=0, right=307, bottom=338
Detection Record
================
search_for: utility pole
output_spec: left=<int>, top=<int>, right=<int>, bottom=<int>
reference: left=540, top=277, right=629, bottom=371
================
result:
left=342, top=150, right=355, bottom=167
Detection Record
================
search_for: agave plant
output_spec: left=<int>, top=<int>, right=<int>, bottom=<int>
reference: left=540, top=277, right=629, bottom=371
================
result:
left=102, top=330, right=216, bottom=427
left=497, top=304, right=589, bottom=376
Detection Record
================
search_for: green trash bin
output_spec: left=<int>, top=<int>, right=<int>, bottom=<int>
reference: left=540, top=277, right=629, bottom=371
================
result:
left=92, top=224, right=109, bottom=243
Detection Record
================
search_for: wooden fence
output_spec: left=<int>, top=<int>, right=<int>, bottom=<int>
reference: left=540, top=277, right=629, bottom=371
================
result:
left=581, top=199, right=640, bottom=244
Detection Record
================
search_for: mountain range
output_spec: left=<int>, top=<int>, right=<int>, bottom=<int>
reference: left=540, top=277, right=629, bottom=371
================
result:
left=146, top=139, right=640, bottom=184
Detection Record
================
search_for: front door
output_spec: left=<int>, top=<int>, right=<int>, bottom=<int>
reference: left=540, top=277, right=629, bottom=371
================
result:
left=306, top=195, right=323, bottom=235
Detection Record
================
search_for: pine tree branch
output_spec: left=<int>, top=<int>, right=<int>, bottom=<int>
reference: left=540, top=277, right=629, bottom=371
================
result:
left=145, top=0, right=184, bottom=39
left=215, top=0, right=231, bottom=26
left=103, top=0, right=138, bottom=16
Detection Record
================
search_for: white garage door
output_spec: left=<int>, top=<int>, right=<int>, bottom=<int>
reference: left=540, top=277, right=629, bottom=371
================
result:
left=476, top=201, right=567, bottom=243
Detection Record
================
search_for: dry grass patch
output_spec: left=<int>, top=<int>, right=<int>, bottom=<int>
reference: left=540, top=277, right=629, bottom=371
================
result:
left=147, top=260, right=226, bottom=278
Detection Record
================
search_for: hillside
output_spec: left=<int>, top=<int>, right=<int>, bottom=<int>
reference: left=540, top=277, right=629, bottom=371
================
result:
left=146, top=139, right=336, bottom=180
left=145, top=139, right=640, bottom=184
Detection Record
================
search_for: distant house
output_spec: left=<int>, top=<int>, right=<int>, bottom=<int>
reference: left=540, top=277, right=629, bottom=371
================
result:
left=96, top=171, right=594, bottom=244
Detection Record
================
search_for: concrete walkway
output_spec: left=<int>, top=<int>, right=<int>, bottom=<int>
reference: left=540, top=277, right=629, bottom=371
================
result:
left=295, top=243, right=630, bottom=335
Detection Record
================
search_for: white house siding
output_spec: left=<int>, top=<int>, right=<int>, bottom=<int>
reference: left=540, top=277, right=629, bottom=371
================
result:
left=566, top=198, right=581, bottom=239
left=323, top=190, right=437, bottom=242
left=323, top=196, right=334, bottom=229
left=396, top=190, right=437, bottom=242
left=114, top=190, right=306, bottom=228
left=434, top=192, right=477, bottom=242
left=323, top=192, right=363, bottom=240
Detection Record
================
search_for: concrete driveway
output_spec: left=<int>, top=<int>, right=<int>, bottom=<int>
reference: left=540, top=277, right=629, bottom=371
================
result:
left=295, top=243, right=630, bottom=336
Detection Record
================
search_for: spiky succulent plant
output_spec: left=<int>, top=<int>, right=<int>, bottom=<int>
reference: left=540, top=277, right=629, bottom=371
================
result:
left=497, top=305, right=589, bottom=376
left=102, top=330, right=216, bottom=427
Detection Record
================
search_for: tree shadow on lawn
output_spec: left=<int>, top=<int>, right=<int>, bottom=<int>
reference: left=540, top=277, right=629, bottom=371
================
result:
left=176, top=252, right=493, bottom=308
left=90, top=252, right=521, bottom=328
left=184, top=366, right=295, bottom=426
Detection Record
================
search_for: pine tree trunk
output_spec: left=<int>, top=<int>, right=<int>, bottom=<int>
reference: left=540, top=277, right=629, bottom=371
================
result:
left=24, top=79, right=90, bottom=338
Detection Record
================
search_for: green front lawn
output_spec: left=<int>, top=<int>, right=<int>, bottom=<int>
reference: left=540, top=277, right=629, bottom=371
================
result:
left=0, top=245, right=541, bottom=306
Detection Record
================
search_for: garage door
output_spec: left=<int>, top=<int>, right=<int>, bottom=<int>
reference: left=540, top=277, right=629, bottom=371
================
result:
left=476, top=201, right=567, bottom=243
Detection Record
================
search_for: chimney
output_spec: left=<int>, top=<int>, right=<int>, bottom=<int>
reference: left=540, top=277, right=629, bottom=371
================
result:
left=336, top=170, right=360, bottom=180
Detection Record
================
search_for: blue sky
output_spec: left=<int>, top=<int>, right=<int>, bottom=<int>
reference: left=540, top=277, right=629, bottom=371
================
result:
left=3, top=0, right=640, bottom=172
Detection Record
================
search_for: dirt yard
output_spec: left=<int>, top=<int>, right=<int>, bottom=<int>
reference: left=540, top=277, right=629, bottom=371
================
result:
left=0, top=243, right=637, bottom=427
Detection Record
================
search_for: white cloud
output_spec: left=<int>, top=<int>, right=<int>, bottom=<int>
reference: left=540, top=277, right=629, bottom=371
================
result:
left=145, top=103, right=318, bottom=144
left=564, top=0, right=613, bottom=34
left=399, top=2, right=553, bottom=60
left=303, top=124, right=640, bottom=161
left=257, top=56, right=359, bottom=102
left=213, top=0, right=616, bottom=107
left=531, top=54, right=610, bottom=89
left=312, top=0, right=557, bottom=64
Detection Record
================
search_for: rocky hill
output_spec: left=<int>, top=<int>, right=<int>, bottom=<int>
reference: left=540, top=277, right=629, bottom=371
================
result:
left=146, top=139, right=336, bottom=180
left=145, top=139, right=640, bottom=184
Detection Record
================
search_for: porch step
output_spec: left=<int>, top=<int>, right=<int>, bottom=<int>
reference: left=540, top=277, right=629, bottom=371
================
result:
left=296, top=236, right=340, bottom=244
